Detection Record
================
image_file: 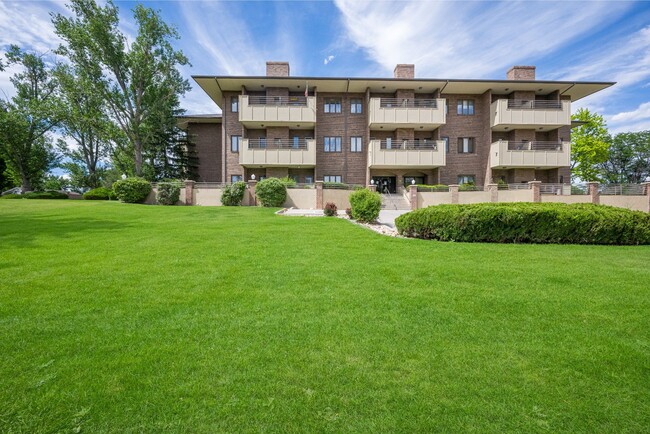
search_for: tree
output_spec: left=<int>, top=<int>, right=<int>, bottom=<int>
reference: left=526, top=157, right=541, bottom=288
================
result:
left=599, top=131, right=650, bottom=184
left=570, top=108, right=610, bottom=182
left=54, top=64, right=116, bottom=188
left=0, top=46, right=59, bottom=191
left=52, top=0, right=191, bottom=177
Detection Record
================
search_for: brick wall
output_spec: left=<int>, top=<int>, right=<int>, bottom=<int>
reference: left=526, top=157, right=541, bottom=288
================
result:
left=506, top=66, right=535, bottom=80
left=266, top=62, right=289, bottom=77
left=223, top=91, right=245, bottom=182
left=189, top=123, right=222, bottom=182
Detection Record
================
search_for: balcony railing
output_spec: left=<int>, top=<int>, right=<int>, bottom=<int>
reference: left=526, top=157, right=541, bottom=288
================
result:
left=247, top=139, right=309, bottom=150
left=490, top=99, right=571, bottom=129
left=379, top=98, right=438, bottom=108
left=507, top=141, right=564, bottom=151
left=369, top=97, right=446, bottom=130
left=238, top=95, right=316, bottom=126
left=239, top=138, right=316, bottom=167
left=507, top=100, right=563, bottom=109
left=247, top=96, right=308, bottom=106
left=490, top=140, right=570, bottom=169
left=368, top=139, right=445, bottom=168
left=379, top=140, right=438, bottom=150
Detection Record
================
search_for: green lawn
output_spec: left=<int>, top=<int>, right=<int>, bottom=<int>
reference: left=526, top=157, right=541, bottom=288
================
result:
left=1, top=200, right=649, bottom=432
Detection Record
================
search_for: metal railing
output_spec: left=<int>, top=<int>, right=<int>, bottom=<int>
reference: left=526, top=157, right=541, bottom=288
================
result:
left=379, top=140, right=438, bottom=150
left=507, top=183, right=532, bottom=190
left=247, top=95, right=308, bottom=106
left=507, top=141, right=563, bottom=151
left=379, top=98, right=438, bottom=108
left=247, top=139, right=309, bottom=149
left=600, top=184, right=646, bottom=196
left=506, top=100, right=563, bottom=109
left=194, top=182, right=229, bottom=188
left=540, top=183, right=567, bottom=195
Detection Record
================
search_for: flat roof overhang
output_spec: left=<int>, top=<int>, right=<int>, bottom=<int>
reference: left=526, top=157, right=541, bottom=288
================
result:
left=194, top=75, right=615, bottom=110
left=176, top=114, right=222, bottom=129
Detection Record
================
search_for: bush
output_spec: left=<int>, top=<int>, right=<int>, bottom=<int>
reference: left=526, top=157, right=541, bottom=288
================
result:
left=157, top=182, right=181, bottom=205
left=278, top=176, right=297, bottom=187
left=255, top=178, right=287, bottom=207
left=23, top=191, right=69, bottom=199
left=112, top=177, right=152, bottom=203
left=221, top=181, right=246, bottom=206
left=345, top=207, right=352, bottom=218
left=459, top=182, right=479, bottom=191
left=349, top=188, right=382, bottom=222
left=416, top=184, right=448, bottom=192
left=83, top=187, right=113, bottom=200
left=395, top=203, right=650, bottom=245
left=0, top=194, right=23, bottom=199
left=324, top=202, right=337, bottom=216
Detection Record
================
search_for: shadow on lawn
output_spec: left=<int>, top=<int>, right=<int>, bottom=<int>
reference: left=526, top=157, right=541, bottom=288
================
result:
left=0, top=214, right=134, bottom=248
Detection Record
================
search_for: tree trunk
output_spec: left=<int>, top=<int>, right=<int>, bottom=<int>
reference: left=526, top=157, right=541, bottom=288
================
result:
left=134, top=138, right=142, bottom=176
left=21, top=173, right=32, bottom=192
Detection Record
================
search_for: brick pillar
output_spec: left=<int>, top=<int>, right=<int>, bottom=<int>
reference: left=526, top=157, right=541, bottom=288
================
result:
left=529, top=180, right=541, bottom=203
left=449, top=184, right=459, bottom=204
left=409, top=185, right=418, bottom=210
left=367, top=184, right=377, bottom=192
left=487, top=183, right=498, bottom=203
left=315, top=181, right=323, bottom=209
left=642, top=182, right=650, bottom=213
left=184, top=180, right=195, bottom=206
left=247, top=180, right=257, bottom=206
left=587, top=181, right=600, bottom=205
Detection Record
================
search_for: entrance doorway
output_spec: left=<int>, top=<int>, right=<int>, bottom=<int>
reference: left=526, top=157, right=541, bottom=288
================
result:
left=372, top=176, right=397, bottom=194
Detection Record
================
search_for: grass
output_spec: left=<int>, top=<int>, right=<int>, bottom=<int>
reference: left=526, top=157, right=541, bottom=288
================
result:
left=0, top=200, right=649, bottom=432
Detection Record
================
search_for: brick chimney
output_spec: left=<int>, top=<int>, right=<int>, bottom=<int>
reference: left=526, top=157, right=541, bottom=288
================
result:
left=507, top=66, right=535, bottom=80
left=394, top=64, right=415, bottom=79
left=266, top=61, right=290, bottom=77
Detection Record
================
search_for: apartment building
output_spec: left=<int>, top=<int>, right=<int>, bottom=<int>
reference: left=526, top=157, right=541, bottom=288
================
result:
left=182, top=62, right=613, bottom=193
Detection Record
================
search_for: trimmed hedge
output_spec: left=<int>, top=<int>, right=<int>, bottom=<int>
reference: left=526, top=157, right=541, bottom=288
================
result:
left=349, top=188, right=382, bottom=222
left=221, top=181, right=246, bottom=206
left=395, top=203, right=650, bottom=245
left=24, top=191, right=69, bottom=200
left=156, top=182, right=181, bottom=205
left=0, top=194, right=23, bottom=199
left=255, top=178, right=287, bottom=207
left=83, top=187, right=113, bottom=200
left=112, top=177, right=152, bottom=203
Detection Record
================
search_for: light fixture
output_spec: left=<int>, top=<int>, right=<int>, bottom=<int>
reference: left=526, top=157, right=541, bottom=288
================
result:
left=505, top=88, right=509, bottom=91
left=121, top=173, right=127, bottom=180
left=251, top=174, right=256, bottom=180
left=371, top=179, right=375, bottom=185
left=382, top=86, right=386, bottom=89
left=411, top=179, right=416, bottom=185
left=538, top=88, right=543, bottom=92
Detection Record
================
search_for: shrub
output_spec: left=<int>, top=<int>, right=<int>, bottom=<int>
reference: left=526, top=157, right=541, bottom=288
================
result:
left=0, top=194, right=23, bottom=199
left=349, top=188, right=382, bottom=222
left=278, top=176, right=297, bottom=187
left=345, top=207, right=352, bottom=218
left=24, top=191, right=68, bottom=199
left=221, top=181, right=246, bottom=206
left=459, top=182, right=479, bottom=191
left=255, top=178, right=287, bottom=207
left=395, top=203, right=650, bottom=245
left=112, top=177, right=152, bottom=203
left=156, top=182, right=181, bottom=205
left=83, top=187, right=113, bottom=200
left=324, top=202, right=337, bottom=216
left=416, top=184, right=448, bottom=192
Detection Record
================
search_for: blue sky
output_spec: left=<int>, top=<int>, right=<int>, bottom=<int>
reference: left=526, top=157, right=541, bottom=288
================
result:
left=1, top=0, right=650, bottom=133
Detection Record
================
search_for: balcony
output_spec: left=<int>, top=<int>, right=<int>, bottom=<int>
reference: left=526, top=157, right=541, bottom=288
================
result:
left=490, top=140, right=571, bottom=169
left=239, top=138, right=316, bottom=167
left=369, top=98, right=446, bottom=130
left=238, top=95, right=316, bottom=128
left=368, top=139, right=446, bottom=169
left=490, top=99, right=571, bottom=131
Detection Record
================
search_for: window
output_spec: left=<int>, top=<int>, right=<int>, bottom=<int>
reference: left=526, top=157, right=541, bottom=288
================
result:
left=231, top=175, right=243, bottom=183
left=458, top=175, right=475, bottom=185
left=324, top=136, right=341, bottom=152
left=457, top=137, right=475, bottom=154
left=324, top=99, right=341, bottom=113
left=350, top=136, right=362, bottom=152
left=259, top=137, right=267, bottom=148
left=386, top=137, right=392, bottom=149
left=404, top=176, right=424, bottom=186
left=231, top=97, right=238, bottom=113
left=292, top=136, right=300, bottom=149
left=231, top=135, right=241, bottom=153
left=324, top=175, right=342, bottom=183
left=274, top=138, right=282, bottom=147
left=259, top=176, right=267, bottom=181
left=350, top=98, right=363, bottom=114
left=457, top=99, right=474, bottom=115
left=442, top=136, right=449, bottom=153
left=305, top=176, right=314, bottom=184
left=290, top=175, right=299, bottom=182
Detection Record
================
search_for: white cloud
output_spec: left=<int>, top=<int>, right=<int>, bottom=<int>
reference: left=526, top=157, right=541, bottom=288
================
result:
left=333, top=0, right=632, bottom=78
left=323, top=55, right=335, bottom=65
left=607, top=101, right=650, bottom=133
